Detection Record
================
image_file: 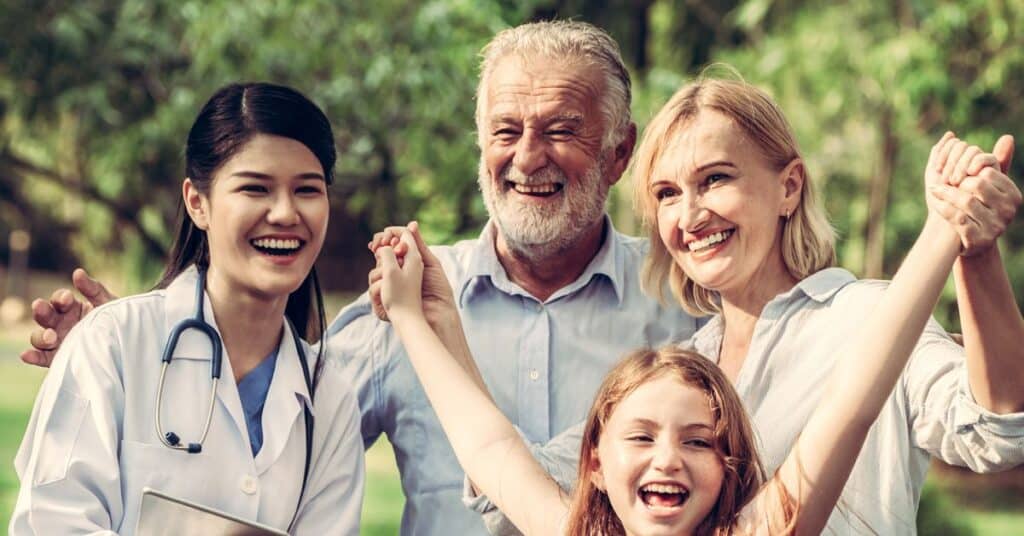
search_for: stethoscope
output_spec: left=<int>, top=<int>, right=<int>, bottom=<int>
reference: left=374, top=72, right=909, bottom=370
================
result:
left=154, top=266, right=316, bottom=509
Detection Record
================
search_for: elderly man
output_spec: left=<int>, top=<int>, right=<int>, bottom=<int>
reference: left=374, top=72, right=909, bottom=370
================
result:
left=23, top=21, right=701, bottom=534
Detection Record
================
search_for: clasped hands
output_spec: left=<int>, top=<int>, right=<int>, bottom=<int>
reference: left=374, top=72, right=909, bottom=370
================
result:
left=925, top=133, right=1021, bottom=255
left=367, top=222, right=458, bottom=327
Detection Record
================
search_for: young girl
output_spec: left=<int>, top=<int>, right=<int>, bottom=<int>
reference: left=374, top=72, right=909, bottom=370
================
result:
left=370, top=131, right=993, bottom=534
left=11, top=83, right=363, bottom=535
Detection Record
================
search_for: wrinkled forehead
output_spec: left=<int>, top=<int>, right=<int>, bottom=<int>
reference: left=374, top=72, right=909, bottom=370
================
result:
left=483, top=54, right=605, bottom=121
left=650, top=110, right=757, bottom=182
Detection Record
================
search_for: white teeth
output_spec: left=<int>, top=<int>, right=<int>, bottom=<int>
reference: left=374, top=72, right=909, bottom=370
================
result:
left=512, top=183, right=559, bottom=194
left=687, top=230, right=732, bottom=252
left=251, top=238, right=301, bottom=250
left=641, top=483, right=686, bottom=494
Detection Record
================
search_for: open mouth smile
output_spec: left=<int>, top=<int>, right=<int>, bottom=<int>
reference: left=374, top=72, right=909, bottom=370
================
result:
left=250, top=238, right=305, bottom=256
left=687, top=229, right=734, bottom=253
left=506, top=181, right=564, bottom=197
left=638, top=482, right=690, bottom=511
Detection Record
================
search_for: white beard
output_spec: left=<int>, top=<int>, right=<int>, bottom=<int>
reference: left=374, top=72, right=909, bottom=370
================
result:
left=478, top=155, right=610, bottom=261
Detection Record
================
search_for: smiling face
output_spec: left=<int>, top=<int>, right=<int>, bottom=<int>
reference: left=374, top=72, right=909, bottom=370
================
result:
left=649, top=110, right=802, bottom=301
left=592, top=375, right=726, bottom=536
left=185, top=133, right=329, bottom=302
left=478, top=54, right=624, bottom=258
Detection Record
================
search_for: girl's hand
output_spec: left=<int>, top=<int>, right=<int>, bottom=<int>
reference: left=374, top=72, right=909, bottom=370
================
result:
left=375, top=231, right=425, bottom=323
left=926, top=134, right=1021, bottom=256
left=368, top=225, right=411, bottom=321
left=368, top=222, right=458, bottom=326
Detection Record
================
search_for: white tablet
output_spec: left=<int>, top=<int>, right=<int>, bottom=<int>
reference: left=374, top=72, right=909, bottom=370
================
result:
left=136, top=487, right=289, bottom=535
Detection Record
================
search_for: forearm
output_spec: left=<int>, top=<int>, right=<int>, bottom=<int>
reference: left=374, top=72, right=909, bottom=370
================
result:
left=429, top=310, right=493, bottom=402
left=955, top=247, right=1024, bottom=413
left=391, top=311, right=565, bottom=533
left=826, top=216, right=959, bottom=422
left=779, top=216, right=959, bottom=533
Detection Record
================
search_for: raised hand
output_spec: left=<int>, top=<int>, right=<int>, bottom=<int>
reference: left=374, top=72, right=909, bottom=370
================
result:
left=368, top=222, right=457, bottom=327
left=376, top=230, right=425, bottom=323
left=927, top=133, right=1022, bottom=256
left=21, top=268, right=116, bottom=368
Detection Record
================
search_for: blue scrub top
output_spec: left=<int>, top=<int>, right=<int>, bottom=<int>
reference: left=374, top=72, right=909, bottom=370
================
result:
left=237, top=348, right=278, bottom=456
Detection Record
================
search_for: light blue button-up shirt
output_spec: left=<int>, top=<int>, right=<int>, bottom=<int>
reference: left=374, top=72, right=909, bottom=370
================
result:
left=325, top=217, right=701, bottom=535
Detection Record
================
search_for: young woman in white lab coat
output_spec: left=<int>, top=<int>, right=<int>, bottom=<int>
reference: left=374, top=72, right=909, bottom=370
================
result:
left=11, top=83, right=363, bottom=535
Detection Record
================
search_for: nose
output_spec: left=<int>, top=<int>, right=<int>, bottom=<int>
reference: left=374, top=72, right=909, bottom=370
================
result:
left=267, top=192, right=300, bottom=226
left=511, top=130, right=548, bottom=176
left=677, top=192, right=710, bottom=233
left=651, top=439, right=683, bottom=474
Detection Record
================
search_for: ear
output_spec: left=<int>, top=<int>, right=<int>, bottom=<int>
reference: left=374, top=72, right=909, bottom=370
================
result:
left=182, top=178, right=211, bottom=230
left=778, top=158, right=805, bottom=216
left=588, top=450, right=606, bottom=492
left=606, top=122, right=638, bottom=187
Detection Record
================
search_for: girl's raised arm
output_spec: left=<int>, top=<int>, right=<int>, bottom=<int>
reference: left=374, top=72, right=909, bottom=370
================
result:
left=748, top=134, right=983, bottom=533
left=376, top=230, right=568, bottom=535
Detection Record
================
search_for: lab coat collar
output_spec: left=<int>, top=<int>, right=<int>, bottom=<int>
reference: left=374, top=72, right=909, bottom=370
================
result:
left=255, top=323, right=313, bottom=474
left=161, top=265, right=313, bottom=407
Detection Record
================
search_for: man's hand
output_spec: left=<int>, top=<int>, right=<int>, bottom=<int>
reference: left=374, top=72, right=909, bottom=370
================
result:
left=20, top=268, right=115, bottom=368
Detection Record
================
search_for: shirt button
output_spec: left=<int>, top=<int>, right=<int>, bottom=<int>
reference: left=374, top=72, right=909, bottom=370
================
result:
left=529, top=369, right=540, bottom=381
left=534, top=302, right=543, bottom=312
left=240, top=475, right=259, bottom=495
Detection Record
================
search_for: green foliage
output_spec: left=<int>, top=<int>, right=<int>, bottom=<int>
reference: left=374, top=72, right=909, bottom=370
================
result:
left=2, top=0, right=1023, bottom=305
left=917, top=482, right=975, bottom=535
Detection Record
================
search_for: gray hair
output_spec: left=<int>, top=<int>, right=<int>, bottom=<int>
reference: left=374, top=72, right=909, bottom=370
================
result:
left=475, top=20, right=632, bottom=149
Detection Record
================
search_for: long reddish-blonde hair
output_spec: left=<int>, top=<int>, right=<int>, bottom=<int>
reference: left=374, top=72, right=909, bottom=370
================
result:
left=563, top=347, right=767, bottom=535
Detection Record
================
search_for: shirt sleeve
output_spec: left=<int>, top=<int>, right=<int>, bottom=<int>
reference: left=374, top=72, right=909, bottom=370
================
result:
left=10, top=311, right=125, bottom=535
left=904, top=317, right=1024, bottom=472
left=462, top=421, right=583, bottom=535
left=290, top=359, right=366, bottom=535
left=323, top=294, right=388, bottom=450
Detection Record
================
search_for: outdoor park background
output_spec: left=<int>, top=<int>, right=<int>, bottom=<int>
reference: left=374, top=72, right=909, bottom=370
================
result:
left=1, top=0, right=1023, bottom=533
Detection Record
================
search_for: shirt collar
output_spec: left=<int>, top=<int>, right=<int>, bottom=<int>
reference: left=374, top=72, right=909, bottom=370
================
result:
left=457, top=215, right=625, bottom=307
left=161, top=265, right=313, bottom=408
left=788, top=267, right=857, bottom=303
left=687, top=267, right=857, bottom=361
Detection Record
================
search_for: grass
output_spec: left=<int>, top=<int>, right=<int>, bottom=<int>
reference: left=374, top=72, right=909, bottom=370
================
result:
left=0, top=326, right=1020, bottom=534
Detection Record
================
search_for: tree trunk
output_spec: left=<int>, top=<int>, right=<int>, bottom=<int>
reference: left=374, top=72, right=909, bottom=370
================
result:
left=863, top=107, right=897, bottom=278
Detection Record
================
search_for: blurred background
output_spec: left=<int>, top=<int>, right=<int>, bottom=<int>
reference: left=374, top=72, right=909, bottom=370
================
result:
left=0, top=0, right=1022, bottom=533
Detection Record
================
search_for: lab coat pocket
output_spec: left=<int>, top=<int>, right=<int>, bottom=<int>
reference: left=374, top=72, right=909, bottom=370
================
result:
left=119, top=440, right=220, bottom=497
left=33, top=388, right=89, bottom=486
left=119, top=439, right=225, bottom=532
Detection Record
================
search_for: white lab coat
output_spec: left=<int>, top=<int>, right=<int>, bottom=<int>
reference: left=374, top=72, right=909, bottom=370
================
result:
left=10, top=266, right=364, bottom=535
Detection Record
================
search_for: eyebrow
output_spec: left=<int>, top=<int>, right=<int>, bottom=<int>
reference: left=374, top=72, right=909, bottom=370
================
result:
left=229, top=171, right=325, bottom=181
left=695, top=160, right=738, bottom=172
left=488, top=113, right=585, bottom=128
left=628, top=418, right=714, bottom=432
left=647, top=160, right=739, bottom=185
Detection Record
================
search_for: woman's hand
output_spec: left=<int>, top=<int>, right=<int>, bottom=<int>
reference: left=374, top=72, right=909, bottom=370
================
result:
left=926, top=133, right=1021, bottom=256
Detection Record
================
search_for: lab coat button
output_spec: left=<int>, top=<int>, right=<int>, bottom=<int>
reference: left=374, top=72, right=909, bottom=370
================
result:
left=240, top=475, right=259, bottom=495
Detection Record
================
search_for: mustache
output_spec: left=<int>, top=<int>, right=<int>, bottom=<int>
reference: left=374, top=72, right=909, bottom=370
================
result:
left=499, top=164, right=567, bottom=185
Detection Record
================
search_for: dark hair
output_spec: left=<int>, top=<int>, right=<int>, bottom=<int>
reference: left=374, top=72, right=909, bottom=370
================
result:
left=157, top=82, right=336, bottom=351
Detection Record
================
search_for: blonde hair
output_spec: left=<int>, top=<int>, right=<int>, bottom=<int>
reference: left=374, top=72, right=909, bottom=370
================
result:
left=475, top=20, right=631, bottom=149
left=564, top=347, right=767, bottom=535
left=632, top=78, right=836, bottom=315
